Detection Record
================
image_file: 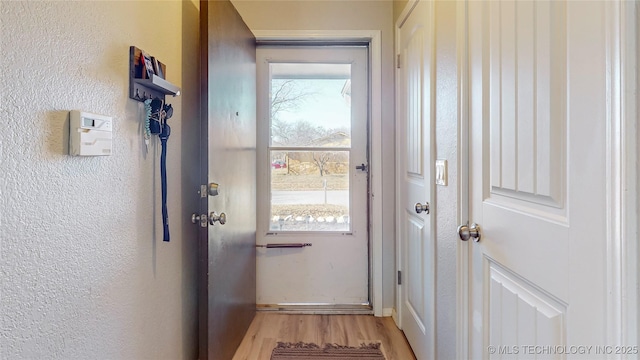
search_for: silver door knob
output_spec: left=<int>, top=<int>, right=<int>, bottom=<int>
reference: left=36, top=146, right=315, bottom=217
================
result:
left=209, top=212, right=226, bottom=225
left=415, top=202, right=430, bottom=214
left=457, top=223, right=481, bottom=242
left=191, top=213, right=208, bottom=228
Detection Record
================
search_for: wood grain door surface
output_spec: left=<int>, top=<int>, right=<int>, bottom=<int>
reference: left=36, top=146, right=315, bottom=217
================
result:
left=200, top=1, right=257, bottom=359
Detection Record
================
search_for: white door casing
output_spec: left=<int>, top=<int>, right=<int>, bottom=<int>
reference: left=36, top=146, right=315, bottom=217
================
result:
left=620, top=0, right=639, bottom=348
left=256, top=46, right=369, bottom=307
left=396, top=1, right=436, bottom=359
left=465, top=1, right=629, bottom=358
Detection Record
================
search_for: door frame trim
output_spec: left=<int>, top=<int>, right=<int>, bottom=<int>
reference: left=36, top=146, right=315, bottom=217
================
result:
left=624, top=0, right=639, bottom=346
left=456, top=1, right=470, bottom=359
left=253, top=29, right=384, bottom=317
left=611, top=0, right=639, bottom=348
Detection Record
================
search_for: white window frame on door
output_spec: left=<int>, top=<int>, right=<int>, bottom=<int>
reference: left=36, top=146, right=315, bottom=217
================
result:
left=254, top=30, right=383, bottom=317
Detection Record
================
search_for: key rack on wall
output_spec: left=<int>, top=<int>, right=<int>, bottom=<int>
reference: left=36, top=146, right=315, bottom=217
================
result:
left=129, top=46, right=180, bottom=102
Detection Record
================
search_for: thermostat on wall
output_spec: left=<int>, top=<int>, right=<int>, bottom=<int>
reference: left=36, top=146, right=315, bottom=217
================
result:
left=69, top=110, right=113, bottom=156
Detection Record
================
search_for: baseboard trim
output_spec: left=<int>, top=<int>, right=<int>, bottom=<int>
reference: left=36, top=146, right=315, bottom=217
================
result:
left=257, top=303, right=373, bottom=315
left=382, top=308, right=393, bottom=317
left=391, top=308, right=399, bottom=327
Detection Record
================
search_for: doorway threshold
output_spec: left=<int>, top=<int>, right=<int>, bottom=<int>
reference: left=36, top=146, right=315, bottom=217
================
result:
left=257, top=303, right=373, bottom=315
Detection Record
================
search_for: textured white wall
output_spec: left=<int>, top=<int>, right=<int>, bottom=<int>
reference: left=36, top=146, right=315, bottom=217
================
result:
left=231, top=0, right=396, bottom=310
left=0, top=1, right=200, bottom=358
left=433, top=2, right=458, bottom=359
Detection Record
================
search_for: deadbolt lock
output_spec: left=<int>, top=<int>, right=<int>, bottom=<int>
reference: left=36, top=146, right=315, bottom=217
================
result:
left=208, top=183, right=219, bottom=197
left=199, top=183, right=220, bottom=198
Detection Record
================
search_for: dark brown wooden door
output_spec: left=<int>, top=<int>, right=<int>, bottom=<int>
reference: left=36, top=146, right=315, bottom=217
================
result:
left=199, top=1, right=256, bottom=359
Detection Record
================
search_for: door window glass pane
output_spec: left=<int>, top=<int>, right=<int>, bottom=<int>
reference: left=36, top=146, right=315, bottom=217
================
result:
left=270, top=63, right=351, bottom=147
left=268, top=62, right=354, bottom=232
left=270, top=150, right=350, bottom=231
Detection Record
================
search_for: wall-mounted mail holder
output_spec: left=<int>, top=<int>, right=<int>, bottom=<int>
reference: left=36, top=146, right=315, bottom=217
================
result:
left=129, top=46, right=180, bottom=102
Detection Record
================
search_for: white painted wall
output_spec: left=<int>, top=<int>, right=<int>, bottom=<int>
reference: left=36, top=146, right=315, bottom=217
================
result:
left=231, top=0, right=397, bottom=309
left=0, top=1, right=200, bottom=358
left=393, top=0, right=409, bottom=25
left=432, top=3, right=458, bottom=359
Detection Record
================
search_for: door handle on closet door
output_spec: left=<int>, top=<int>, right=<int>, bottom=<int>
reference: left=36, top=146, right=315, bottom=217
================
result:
left=457, top=223, right=481, bottom=242
left=415, top=202, right=430, bottom=214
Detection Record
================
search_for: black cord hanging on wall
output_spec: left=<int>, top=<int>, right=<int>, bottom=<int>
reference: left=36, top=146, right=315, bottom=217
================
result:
left=144, top=97, right=174, bottom=242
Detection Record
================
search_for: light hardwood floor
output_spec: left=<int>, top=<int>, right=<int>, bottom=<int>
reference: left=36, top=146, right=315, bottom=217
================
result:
left=233, top=313, right=416, bottom=360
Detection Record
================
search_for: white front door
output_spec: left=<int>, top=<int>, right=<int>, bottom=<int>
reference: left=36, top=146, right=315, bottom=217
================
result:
left=255, top=46, right=370, bottom=307
left=467, top=1, right=614, bottom=357
left=397, top=1, right=435, bottom=359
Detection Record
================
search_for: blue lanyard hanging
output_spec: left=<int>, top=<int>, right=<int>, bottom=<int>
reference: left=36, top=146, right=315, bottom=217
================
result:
left=145, top=97, right=172, bottom=242
left=159, top=121, right=171, bottom=242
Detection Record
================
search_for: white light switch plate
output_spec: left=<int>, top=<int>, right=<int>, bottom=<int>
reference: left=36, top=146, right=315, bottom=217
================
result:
left=435, top=159, right=448, bottom=186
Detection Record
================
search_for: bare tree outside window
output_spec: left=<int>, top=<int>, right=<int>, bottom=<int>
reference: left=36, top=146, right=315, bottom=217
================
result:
left=312, top=152, right=332, bottom=176
left=270, top=80, right=316, bottom=146
left=270, top=79, right=350, bottom=145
